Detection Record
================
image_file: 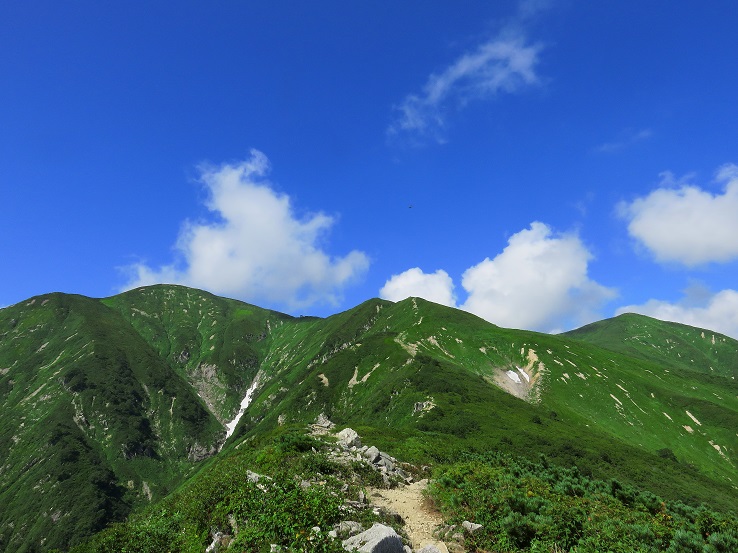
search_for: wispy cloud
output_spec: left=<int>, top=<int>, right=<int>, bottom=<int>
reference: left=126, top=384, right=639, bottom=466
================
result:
left=595, top=128, right=653, bottom=153
left=380, top=222, right=615, bottom=333
left=387, top=31, right=542, bottom=145
left=122, top=150, right=369, bottom=310
left=618, top=163, right=738, bottom=266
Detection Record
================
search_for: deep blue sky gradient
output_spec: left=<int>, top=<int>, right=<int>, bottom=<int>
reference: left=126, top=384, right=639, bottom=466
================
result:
left=2, top=1, right=738, bottom=334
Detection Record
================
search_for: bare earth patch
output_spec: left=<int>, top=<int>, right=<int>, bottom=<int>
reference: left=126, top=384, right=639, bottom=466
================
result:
left=369, top=479, right=449, bottom=552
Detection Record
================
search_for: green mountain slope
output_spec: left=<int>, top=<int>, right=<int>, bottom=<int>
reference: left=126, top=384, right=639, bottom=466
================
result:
left=229, top=297, right=737, bottom=503
left=1, top=286, right=736, bottom=552
left=0, top=292, right=223, bottom=552
left=563, top=312, right=738, bottom=378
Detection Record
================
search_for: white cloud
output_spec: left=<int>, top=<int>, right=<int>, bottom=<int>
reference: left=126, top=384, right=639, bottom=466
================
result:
left=595, top=128, right=652, bottom=153
left=617, top=286, right=738, bottom=339
left=378, top=222, right=615, bottom=333
left=379, top=268, right=456, bottom=307
left=388, top=31, right=541, bottom=144
left=618, top=164, right=738, bottom=266
left=460, top=223, right=615, bottom=331
left=123, top=150, right=369, bottom=310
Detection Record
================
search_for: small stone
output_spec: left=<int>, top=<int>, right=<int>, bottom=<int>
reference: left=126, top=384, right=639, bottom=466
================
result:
left=462, top=520, right=483, bottom=533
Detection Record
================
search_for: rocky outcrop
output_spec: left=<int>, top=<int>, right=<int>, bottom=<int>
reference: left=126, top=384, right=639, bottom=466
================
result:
left=324, top=426, right=411, bottom=486
left=342, top=523, right=405, bottom=553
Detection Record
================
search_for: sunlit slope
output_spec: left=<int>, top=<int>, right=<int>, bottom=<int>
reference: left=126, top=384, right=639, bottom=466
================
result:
left=564, top=312, right=738, bottom=377
left=0, top=292, right=222, bottom=552
left=101, top=284, right=293, bottom=424
left=227, top=297, right=737, bottom=499
left=559, top=313, right=738, bottom=483
left=1, top=287, right=737, bottom=552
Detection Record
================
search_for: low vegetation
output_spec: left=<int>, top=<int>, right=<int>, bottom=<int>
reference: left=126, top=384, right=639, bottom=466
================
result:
left=429, top=452, right=738, bottom=552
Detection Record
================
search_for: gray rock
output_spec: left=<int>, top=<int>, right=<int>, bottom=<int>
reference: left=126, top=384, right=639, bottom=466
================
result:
left=205, top=531, right=227, bottom=553
left=333, top=520, right=364, bottom=538
left=378, top=453, right=395, bottom=471
left=342, top=523, right=404, bottom=552
left=418, top=546, right=443, bottom=553
left=314, top=412, right=335, bottom=428
left=364, top=446, right=381, bottom=463
left=462, top=520, right=483, bottom=533
left=337, top=428, right=362, bottom=449
left=246, top=470, right=270, bottom=483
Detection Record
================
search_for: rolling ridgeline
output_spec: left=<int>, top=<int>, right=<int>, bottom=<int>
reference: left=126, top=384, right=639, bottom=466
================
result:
left=0, top=284, right=736, bottom=552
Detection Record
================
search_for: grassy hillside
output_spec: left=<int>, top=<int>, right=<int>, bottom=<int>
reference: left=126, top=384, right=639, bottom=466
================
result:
left=67, top=426, right=738, bottom=553
left=1, top=286, right=736, bottom=551
left=0, top=292, right=222, bottom=552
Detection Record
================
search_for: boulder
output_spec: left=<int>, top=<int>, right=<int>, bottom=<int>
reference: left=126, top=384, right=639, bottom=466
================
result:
left=378, top=453, right=395, bottom=471
left=364, top=446, right=381, bottom=463
left=342, top=523, right=404, bottom=552
left=337, top=428, right=362, bottom=449
left=418, top=546, right=443, bottom=553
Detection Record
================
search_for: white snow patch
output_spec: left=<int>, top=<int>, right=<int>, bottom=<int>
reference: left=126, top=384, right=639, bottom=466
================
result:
left=610, top=394, right=622, bottom=406
left=553, top=359, right=564, bottom=366
left=479, top=347, right=487, bottom=354
left=683, top=425, right=694, bottom=433
left=506, top=370, right=522, bottom=384
left=223, top=375, right=261, bottom=442
left=576, top=372, right=587, bottom=380
left=663, top=412, right=673, bottom=421
left=517, top=367, right=530, bottom=382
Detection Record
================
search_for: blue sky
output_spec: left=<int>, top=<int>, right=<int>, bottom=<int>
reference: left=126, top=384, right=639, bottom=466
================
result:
left=3, top=1, right=738, bottom=337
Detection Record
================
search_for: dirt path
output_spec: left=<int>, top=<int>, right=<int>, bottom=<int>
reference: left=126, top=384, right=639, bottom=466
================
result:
left=369, top=479, right=449, bottom=552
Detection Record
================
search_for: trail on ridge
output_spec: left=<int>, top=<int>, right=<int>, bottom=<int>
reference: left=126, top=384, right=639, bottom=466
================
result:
left=369, top=479, right=449, bottom=552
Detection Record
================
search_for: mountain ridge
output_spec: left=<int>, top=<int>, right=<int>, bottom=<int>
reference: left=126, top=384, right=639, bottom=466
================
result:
left=1, top=285, right=736, bottom=551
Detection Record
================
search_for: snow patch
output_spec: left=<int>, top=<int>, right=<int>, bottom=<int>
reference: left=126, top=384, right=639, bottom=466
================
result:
left=517, top=366, right=531, bottom=382
left=663, top=412, right=672, bottom=421
left=506, top=370, right=522, bottom=384
left=223, top=374, right=262, bottom=443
